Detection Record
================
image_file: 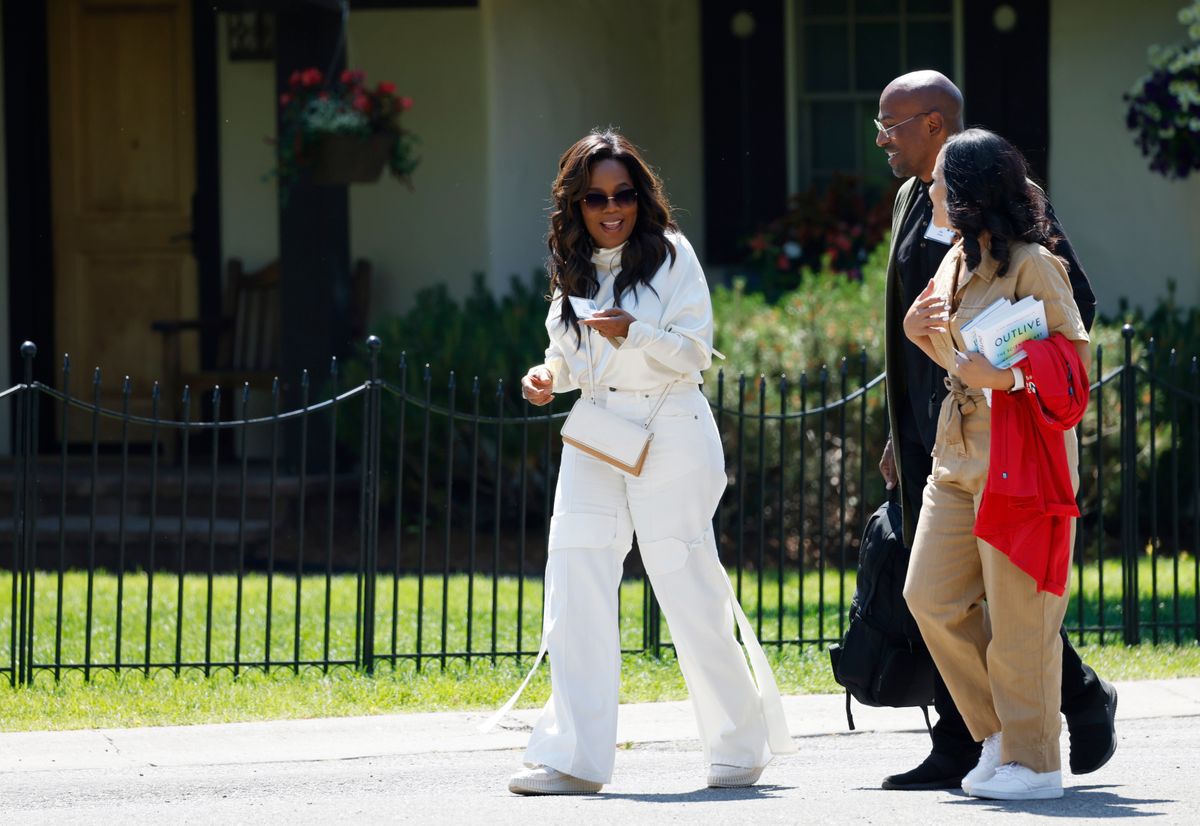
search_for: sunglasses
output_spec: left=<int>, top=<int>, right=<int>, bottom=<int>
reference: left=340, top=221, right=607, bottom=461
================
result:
left=580, top=189, right=638, bottom=211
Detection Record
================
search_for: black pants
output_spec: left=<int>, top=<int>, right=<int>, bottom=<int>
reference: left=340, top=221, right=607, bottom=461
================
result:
left=898, top=434, right=1104, bottom=758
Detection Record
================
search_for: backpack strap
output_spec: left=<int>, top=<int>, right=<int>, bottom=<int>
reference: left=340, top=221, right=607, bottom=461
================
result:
left=845, top=689, right=856, bottom=731
left=920, top=705, right=932, bottom=736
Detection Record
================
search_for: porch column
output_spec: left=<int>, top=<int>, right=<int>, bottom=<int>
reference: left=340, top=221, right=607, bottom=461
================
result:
left=275, top=7, right=352, bottom=402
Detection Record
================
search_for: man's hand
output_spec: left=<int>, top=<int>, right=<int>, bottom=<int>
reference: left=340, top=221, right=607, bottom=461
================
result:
left=879, top=438, right=898, bottom=491
left=903, top=278, right=948, bottom=344
left=580, top=308, right=635, bottom=341
left=521, top=366, right=554, bottom=406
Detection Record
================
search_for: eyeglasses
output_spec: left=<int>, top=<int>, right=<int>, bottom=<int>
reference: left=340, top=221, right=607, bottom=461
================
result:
left=580, top=189, right=638, bottom=211
left=873, top=111, right=933, bottom=139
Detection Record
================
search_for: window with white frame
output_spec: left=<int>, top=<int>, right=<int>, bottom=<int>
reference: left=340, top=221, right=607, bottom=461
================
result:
left=787, top=0, right=962, bottom=197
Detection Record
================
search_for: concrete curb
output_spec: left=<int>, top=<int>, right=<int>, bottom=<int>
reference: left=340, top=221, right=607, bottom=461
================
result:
left=1, top=678, right=1196, bottom=774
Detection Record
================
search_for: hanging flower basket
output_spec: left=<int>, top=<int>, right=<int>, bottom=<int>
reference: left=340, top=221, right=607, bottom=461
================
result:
left=270, top=68, right=419, bottom=201
left=309, top=131, right=399, bottom=185
left=1124, top=1, right=1200, bottom=180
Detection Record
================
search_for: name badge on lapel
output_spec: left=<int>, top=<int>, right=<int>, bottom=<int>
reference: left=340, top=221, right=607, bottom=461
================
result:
left=923, top=222, right=957, bottom=246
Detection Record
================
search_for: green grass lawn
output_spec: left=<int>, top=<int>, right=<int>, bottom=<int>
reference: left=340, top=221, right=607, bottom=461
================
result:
left=0, top=556, right=1196, bottom=732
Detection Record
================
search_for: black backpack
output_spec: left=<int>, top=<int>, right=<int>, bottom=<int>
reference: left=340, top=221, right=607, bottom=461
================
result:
left=828, top=498, right=935, bottom=730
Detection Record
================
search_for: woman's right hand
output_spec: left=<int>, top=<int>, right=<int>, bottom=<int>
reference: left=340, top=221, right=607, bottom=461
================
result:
left=903, top=278, right=948, bottom=344
left=521, top=366, right=554, bottom=406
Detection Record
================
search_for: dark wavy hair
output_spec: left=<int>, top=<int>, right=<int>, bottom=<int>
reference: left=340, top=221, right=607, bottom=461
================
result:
left=941, top=128, right=1062, bottom=277
left=547, top=129, right=678, bottom=340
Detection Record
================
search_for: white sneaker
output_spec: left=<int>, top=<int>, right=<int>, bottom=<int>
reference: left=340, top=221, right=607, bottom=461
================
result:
left=961, top=733, right=1002, bottom=795
left=970, top=762, right=1063, bottom=800
left=508, top=765, right=603, bottom=795
left=707, top=763, right=765, bottom=788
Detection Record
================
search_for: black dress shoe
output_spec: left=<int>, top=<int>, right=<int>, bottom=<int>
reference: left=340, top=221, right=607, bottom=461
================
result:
left=1067, top=679, right=1118, bottom=774
left=881, top=751, right=978, bottom=790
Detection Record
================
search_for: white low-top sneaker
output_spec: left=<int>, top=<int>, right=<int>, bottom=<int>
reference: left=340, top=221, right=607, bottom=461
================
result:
left=970, top=762, right=1063, bottom=800
left=961, top=732, right=1002, bottom=795
left=707, top=763, right=765, bottom=788
left=508, top=765, right=603, bottom=795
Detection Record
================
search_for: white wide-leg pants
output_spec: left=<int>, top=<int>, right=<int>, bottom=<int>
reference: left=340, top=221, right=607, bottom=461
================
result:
left=519, top=385, right=794, bottom=784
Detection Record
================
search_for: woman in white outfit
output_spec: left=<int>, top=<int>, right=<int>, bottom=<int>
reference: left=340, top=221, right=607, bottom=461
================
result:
left=505, top=130, right=794, bottom=795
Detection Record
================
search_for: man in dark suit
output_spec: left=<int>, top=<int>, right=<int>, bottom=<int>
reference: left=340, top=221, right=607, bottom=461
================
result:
left=876, top=70, right=1118, bottom=790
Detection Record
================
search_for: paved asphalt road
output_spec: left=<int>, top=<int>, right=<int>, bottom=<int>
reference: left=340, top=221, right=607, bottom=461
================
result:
left=1, top=715, right=1193, bottom=825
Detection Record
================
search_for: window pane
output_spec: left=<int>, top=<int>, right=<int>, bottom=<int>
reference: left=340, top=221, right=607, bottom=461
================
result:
left=804, top=0, right=848, bottom=15
left=811, top=101, right=857, bottom=171
left=906, top=20, right=953, bottom=76
left=803, top=22, right=850, bottom=91
left=907, top=0, right=952, bottom=13
left=855, top=22, right=900, bottom=92
left=857, top=0, right=899, bottom=14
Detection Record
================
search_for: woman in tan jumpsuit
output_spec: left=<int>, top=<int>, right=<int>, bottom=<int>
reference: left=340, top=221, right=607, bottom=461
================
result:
left=901, top=129, right=1091, bottom=802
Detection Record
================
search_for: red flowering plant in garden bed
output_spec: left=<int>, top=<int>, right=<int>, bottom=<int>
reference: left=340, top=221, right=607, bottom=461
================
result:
left=272, top=67, right=419, bottom=197
left=744, top=174, right=898, bottom=298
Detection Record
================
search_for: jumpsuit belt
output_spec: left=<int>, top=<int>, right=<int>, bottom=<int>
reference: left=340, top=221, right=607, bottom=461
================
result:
left=939, top=375, right=984, bottom=458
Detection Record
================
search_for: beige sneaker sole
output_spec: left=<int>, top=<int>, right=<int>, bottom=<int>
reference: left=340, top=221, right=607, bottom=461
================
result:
left=508, top=775, right=603, bottom=795
left=707, top=765, right=764, bottom=788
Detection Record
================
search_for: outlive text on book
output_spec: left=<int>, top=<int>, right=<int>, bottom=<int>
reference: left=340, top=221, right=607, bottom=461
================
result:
left=961, top=296, right=1049, bottom=369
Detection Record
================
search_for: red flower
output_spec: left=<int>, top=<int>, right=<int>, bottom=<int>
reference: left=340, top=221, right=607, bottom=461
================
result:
left=318, top=91, right=330, bottom=101
left=288, top=70, right=302, bottom=88
left=279, top=93, right=293, bottom=107
left=378, top=81, right=396, bottom=95
left=300, top=68, right=323, bottom=87
left=775, top=254, right=790, bottom=271
left=398, top=96, right=413, bottom=112
left=340, top=69, right=365, bottom=85
left=352, top=94, right=372, bottom=113
left=748, top=233, right=769, bottom=254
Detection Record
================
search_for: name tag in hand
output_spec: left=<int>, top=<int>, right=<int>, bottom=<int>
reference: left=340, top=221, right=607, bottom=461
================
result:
left=568, top=296, right=599, bottom=319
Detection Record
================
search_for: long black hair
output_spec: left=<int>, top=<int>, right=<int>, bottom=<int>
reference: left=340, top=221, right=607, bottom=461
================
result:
left=547, top=129, right=677, bottom=340
left=941, top=128, right=1062, bottom=277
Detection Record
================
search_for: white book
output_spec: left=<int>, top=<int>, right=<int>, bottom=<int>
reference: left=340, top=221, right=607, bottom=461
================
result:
left=973, top=298, right=1049, bottom=369
left=959, top=298, right=1012, bottom=352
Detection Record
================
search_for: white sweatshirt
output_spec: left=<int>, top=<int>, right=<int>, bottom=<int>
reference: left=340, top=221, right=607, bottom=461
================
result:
left=541, top=231, right=716, bottom=393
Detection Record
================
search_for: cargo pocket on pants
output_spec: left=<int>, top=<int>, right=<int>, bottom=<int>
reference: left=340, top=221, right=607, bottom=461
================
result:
left=548, top=512, right=621, bottom=552
left=638, top=535, right=697, bottom=577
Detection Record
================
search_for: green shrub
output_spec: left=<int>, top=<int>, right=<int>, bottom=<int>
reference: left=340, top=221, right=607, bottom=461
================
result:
left=355, top=271, right=550, bottom=392
left=712, top=238, right=889, bottom=383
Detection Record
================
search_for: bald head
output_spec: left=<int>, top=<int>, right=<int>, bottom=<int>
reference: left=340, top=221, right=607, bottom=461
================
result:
left=881, top=71, right=965, bottom=133
left=876, top=71, right=964, bottom=182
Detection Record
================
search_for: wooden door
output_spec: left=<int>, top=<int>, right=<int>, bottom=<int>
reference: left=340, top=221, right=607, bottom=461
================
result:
left=48, top=0, right=197, bottom=435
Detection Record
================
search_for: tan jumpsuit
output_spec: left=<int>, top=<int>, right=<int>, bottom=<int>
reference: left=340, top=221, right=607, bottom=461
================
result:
left=903, top=239, right=1089, bottom=773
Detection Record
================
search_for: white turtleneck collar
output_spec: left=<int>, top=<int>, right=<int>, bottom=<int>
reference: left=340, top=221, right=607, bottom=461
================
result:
left=590, top=242, right=626, bottom=275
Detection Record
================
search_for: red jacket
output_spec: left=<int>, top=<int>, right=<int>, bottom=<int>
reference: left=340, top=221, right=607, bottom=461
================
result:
left=975, top=334, right=1090, bottom=596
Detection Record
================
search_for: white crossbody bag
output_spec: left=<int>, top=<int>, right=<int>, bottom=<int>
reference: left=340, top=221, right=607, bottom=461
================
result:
left=559, top=324, right=674, bottom=476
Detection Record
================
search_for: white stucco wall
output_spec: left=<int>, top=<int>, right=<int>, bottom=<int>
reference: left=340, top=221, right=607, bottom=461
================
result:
left=217, top=15, right=280, bottom=275
left=212, top=3, right=704, bottom=321
left=347, top=8, right=488, bottom=321
left=1050, top=0, right=1200, bottom=315
left=0, top=16, right=11, bottom=455
left=481, top=0, right=705, bottom=294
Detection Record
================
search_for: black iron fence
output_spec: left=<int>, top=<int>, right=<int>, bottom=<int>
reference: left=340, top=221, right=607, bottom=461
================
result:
left=2, top=327, right=1198, bottom=686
